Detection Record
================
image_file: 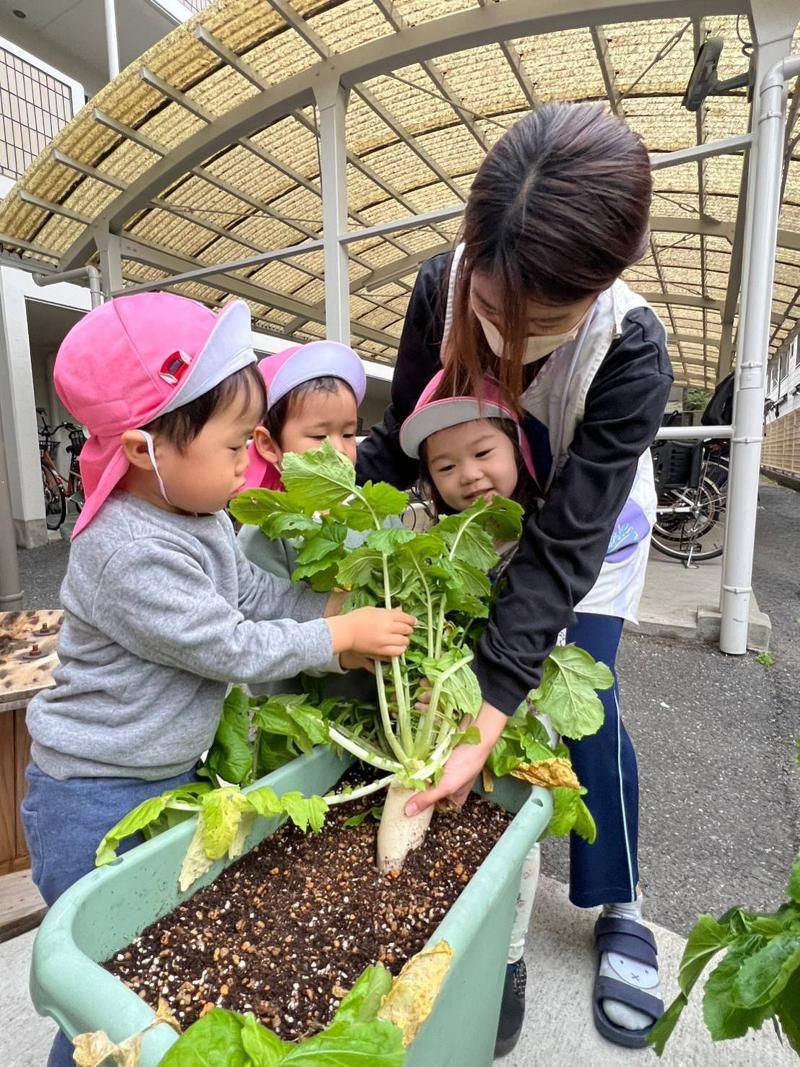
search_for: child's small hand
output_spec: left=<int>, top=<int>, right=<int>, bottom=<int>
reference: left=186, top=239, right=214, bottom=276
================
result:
left=339, top=651, right=377, bottom=673
left=327, top=607, right=416, bottom=658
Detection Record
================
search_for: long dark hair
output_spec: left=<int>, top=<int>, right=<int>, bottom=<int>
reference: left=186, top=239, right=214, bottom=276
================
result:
left=441, top=102, right=652, bottom=405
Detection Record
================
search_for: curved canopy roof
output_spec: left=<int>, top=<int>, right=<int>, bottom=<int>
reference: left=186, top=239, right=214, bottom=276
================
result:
left=0, top=0, right=798, bottom=388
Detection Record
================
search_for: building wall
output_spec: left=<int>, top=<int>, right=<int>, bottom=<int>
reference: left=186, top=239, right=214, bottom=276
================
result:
left=762, top=335, right=800, bottom=478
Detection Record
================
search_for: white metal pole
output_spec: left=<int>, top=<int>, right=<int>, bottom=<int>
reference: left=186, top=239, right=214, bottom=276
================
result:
left=720, top=52, right=800, bottom=654
left=315, top=80, right=351, bottom=345
left=104, top=0, right=120, bottom=80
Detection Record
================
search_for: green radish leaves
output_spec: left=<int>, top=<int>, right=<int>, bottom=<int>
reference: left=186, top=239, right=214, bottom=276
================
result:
left=649, top=852, right=800, bottom=1056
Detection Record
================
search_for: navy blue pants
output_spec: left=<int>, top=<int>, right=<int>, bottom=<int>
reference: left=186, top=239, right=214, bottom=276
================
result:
left=21, top=762, right=199, bottom=1067
left=563, top=613, right=639, bottom=908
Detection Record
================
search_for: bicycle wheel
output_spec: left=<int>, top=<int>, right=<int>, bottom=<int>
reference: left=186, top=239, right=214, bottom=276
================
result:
left=42, top=464, right=66, bottom=530
left=69, top=474, right=84, bottom=513
left=652, top=476, right=726, bottom=562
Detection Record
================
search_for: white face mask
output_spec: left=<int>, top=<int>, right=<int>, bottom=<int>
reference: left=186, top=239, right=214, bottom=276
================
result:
left=473, top=307, right=588, bottom=364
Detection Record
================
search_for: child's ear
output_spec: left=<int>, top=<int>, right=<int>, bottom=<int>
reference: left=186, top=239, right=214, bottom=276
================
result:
left=253, top=426, right=282, bottom=467
left=121, top=429, right=157, bottom=471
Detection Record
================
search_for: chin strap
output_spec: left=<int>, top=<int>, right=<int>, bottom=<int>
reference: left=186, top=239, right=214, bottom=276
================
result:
left=137, top=429, right=172, bottom=506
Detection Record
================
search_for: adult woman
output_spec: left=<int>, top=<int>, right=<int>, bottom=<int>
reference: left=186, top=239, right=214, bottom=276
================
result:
left=358, top=102, right=673, bottom=1054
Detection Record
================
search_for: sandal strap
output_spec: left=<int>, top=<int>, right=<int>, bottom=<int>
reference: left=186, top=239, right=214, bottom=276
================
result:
left=594, top=916, right=659, bottom=969
left=595, top=975, right=665, bottom=1020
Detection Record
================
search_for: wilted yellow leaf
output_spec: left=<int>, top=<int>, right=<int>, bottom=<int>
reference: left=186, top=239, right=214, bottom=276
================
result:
left=156, top=998, right=181, bottom=1035
left=72, top=1030, right=142, bottom=1066
left=512, top=757, right=581, bottom=790
left=377, top=941, right=453, bottom=1046
left=481, top=768, right=495, bottom=794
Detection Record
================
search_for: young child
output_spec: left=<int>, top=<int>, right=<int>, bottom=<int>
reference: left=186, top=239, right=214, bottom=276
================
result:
left=399, top=369, right=545, bottom=1058
left=22, top=294, right=414, bottom=1066
left=238, top=340, right=404, bottom=700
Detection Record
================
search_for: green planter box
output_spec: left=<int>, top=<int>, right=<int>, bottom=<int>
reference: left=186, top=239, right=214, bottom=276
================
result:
left=30, top=748, right=552, bottom=1066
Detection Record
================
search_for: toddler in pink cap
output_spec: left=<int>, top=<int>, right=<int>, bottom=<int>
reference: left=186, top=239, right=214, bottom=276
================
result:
left=21, top=295, right=414, bottom=1062
left=237, top=340, right=401, bottom=699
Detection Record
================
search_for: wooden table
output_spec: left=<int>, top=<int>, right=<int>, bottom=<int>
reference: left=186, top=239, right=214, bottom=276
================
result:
left=0, top=609, right=62, bottom=876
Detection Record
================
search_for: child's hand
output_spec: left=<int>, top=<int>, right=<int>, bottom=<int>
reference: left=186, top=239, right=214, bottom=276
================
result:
left=327, top=607, right=416, bottom=658
left=339, top=651, right=377, bottom=673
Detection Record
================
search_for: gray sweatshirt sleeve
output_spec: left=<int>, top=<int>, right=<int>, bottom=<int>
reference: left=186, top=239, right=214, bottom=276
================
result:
left=94, top=538, right=334, bottom=684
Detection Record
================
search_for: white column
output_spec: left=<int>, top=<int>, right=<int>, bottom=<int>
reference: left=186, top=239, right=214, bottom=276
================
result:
left=93, top=228, right=123, bottom=298
left=0, top=267, right=47, bottom=547
left=314, top=80, right=351, bottom=345
left=720, top=24, right=799, bottom=652
left=104, top=0, right=120, bottom=80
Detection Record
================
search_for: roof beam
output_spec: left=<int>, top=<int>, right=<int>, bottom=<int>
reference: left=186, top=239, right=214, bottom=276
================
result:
left=592, top=21, right=689, bottom=382
left=60, top=0, right=746, bottom=270
left=478, top=0, right=541, bottom=109
left=265, top=0, right=467, bottom=198
left=118, top=237, right=399, bottom=349
left=372, top=0, right=491, bottom=152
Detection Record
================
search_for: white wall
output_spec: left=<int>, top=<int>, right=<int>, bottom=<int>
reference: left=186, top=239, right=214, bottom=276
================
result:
left=765, top=334, right=800, bottom=424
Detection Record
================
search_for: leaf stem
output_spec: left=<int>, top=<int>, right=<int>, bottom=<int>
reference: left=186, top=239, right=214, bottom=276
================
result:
left=323, top=774, right=395, bottom=806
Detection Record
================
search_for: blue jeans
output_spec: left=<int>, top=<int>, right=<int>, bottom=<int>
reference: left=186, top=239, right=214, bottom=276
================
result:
left=564, top=614, right=640, bottom=908
left=21, top=761, right=199, bottom=1067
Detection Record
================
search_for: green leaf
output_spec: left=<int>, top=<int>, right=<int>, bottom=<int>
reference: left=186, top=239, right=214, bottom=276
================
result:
left=678, top=915, right=732, bottom=997
left=359, top=481, right=409, bottom=524
left=229, top=489, right=318, bottom=539
left=206, top=687, right=254, bottom=786
left=546, top=788, right=596, bottom=843
left=647, top=992, right=688, bottom=1056
left=281, top=440, right=356, bottom=509
left=731, top=932, right=800, bottom=1009
left=457, top=726, right=482, bottom=746
left=528, top=645, right=613, bottom=739
left=240, top=1014, right=290, bottom=1064
left=333, top=965, right=394, bottom=1025
left=365, top=528, right=416, bottom=554
left=281, top=792, right=329, bottom=834
left=337, top=547, right=384, bottom=590
left=294, top=523, right=347, bottom=566
left=95, top=795, right=171, bottom=866
left=433, top=503, right=499, bottom=571
left=245, top=786, right=285, bottom=820
left=160, top=1008, right=248, bottom=1066
left=421, top=652, right=482, bottom=718
left=776, top=966, right=800, bottom=1053
left=280, top=1019, right=405, bottom=1065
left=199, top=788, right=253, bottom=861
left=342, top=807, right=384, bottom=829
left=703, top=937, right=773, bottom=1041
left=788, top=856, right=800, bottom=904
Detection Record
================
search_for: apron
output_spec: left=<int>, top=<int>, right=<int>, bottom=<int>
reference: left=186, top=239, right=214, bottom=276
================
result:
left=442, top=245, right=658, bottom=623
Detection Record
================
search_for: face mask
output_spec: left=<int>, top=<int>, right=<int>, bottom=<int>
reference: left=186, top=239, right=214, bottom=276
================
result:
left=138, top=429, right=172, bottom=506
left=473, top=307, right=589, bottom=365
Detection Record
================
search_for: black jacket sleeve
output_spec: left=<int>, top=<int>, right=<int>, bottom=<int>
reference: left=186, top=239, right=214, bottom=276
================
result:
left=473, top=307, right=674, bottom=714
left=356, top=253, right=450, bottom=487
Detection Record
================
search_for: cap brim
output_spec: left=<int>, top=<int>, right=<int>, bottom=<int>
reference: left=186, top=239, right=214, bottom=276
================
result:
left=400, top=397, right=510, bottom=458
left=269, top=341, right=366, bottom=408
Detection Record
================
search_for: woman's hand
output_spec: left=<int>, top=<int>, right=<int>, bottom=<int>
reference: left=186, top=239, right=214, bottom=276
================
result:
left=404, top=701, right=508, bottom=816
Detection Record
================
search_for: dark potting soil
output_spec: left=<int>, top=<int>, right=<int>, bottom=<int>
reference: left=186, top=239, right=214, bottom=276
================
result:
left=104, top=785, right=512, bottom=1041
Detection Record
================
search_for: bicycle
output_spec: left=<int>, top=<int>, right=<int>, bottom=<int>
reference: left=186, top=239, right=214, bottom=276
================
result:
left=37, top=408, right=86, bottom=531
left=650, top=437, right=728, bottom=564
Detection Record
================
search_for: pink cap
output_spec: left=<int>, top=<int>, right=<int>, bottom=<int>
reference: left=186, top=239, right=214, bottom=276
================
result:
left=400, top=369, right=536, bottom=480
left=244, top=340, right=366, bottom=491
left=54, top=293, right=255, bottom=537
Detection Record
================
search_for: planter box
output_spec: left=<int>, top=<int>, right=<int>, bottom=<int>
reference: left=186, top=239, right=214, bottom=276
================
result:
left=30, top=748, right=552, bottom=1066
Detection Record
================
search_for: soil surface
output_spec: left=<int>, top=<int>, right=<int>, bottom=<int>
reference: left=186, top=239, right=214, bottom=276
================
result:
left=104, top=785, right=512, bottom=1040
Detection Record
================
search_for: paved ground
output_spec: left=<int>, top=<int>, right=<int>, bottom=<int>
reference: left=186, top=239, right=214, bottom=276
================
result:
left=6, top=483, right=800, bottom=1064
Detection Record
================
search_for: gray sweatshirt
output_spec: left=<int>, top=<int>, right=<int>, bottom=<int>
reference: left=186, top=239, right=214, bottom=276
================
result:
left=27, top=493, right=333, bottom=781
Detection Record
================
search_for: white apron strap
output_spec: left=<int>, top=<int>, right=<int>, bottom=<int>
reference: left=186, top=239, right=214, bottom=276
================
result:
left=440, top=243, right=466, bottom=363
